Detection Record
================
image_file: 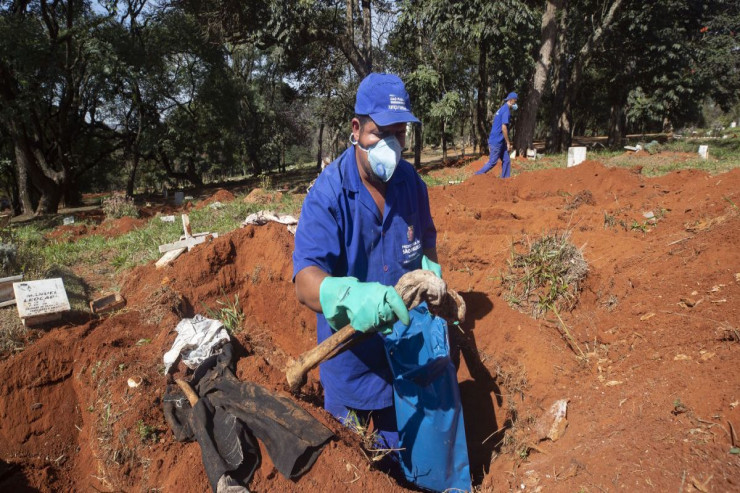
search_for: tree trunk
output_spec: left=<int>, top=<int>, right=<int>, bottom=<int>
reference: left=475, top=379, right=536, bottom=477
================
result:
left=476, top=39, right=489, bottom=155
left=361, top=0, right=372, bottom=73
left=469, top=98, right=477, bottom=153
left=557, top=0, right=624, bottom=151
left=515, top=0, right=562, bottom=155
left=441, top=120, right=448, bottom=162
left=158, top=149, right=204, bottom=187
left=338, top=0, right=371, bottom=77
left=607, top=104, right=625, bottom=148
left=414, top=123, right=422, bottom=169
left=316, top=121, right=325, bottom=171
left=13, top=142, right=35, bottom=215
left=547, top=0, right=569, bottom=153
left=126, top=151, right=140, bottom=197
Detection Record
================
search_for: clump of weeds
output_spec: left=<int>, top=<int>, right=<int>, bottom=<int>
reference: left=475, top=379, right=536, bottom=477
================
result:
left=502, top=230, right=588, bottom=319
left=203, top=291, right=245, bottom=335
left=342, top=410, right=399, bottom=464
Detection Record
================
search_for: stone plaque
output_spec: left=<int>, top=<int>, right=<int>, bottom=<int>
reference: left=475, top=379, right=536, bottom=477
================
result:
left=13, top=278, right=71, bottom=319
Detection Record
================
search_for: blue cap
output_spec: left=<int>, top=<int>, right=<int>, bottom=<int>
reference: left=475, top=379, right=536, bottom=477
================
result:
left=505, top=92, right=518, bottom=101
left=355, top=73, right=420, bottom=126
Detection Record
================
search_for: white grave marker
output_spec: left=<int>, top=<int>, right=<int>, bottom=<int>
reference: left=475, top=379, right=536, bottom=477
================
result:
left=567, top=147, right=587, bottom=167
left=698, top=145, right=709, bottom=159
left=13, top=278, right=70, bottom=326
left=731, top=121, right=737, bottom=128
left=63, top=216, right=74, bottom=225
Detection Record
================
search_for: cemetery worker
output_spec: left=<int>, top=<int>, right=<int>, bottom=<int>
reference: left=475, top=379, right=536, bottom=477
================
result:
left=474, top=92, right=518, bottom=178
left=292, top=73, right=441, bottom=459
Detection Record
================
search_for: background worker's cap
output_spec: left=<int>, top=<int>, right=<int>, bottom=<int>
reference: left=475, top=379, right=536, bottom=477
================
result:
left=505, top=92, right=518, bottom=101
left=355, top=73, right=420, bottom=126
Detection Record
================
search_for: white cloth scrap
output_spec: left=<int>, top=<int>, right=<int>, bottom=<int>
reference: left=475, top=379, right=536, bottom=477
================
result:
left=163, top=314, right=230, bottom=372
left=242, top=210, right=298, bottom=235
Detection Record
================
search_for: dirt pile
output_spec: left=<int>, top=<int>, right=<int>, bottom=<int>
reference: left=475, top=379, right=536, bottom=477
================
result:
left=195, top=189, right=236, bottom=210
left=243, top=188, right=284, bottom=205
left=1, top=160, right=739, bottom=492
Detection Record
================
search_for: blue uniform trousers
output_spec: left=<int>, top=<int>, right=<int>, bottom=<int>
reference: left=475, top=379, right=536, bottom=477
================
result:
left=475, top=141, right=511, bottom=178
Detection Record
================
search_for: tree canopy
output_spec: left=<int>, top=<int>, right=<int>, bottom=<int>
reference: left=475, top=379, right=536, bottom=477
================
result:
left=1, top=0, right=737, bottom=215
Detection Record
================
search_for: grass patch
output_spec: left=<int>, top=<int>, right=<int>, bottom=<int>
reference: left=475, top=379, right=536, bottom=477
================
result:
left=501, top=231, right=588, bottom=319
left=420, top=171, right=469, bottom=188
left=203, top=292, right=245, bottom=335
left=136, top=420, right=160, bottom=443
left=5, top=189, right=306, bottom=278
left=511, top=134, right=740, bottom=177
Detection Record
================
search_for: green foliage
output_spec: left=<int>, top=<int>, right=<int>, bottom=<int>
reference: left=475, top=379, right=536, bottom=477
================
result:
left=204, top=293, right=245, bottom=335
left=136, top=420, right=160, bottom=443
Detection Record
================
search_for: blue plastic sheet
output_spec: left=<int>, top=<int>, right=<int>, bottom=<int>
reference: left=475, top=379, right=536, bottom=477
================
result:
left=384, top=303, right=472, bottom=492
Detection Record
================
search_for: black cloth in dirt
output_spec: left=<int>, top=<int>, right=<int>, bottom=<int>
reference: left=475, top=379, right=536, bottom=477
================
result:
left=163, top=344, right=334, bottom=491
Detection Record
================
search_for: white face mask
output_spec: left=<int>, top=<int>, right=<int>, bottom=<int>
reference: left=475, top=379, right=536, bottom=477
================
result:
left=350, top=134, right=402, bottom=182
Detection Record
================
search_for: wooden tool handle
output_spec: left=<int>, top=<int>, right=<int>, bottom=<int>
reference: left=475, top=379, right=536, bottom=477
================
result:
left=175, top=378, right=199, bottom=406
left=285, top=325, right=356, bottom=391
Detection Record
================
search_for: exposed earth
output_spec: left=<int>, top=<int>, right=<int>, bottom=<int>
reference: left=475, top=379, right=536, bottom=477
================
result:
left=1, top=156, right=739, bottom=492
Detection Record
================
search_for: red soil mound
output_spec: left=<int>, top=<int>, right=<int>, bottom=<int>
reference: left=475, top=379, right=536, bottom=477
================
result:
left=1, top=161, right=739, bottom=492
left=195, top=189, right=236, bottom=210
left=45, top=224, right=90, bottom=242
left=96, top=216, right=148, bottom=238
left=243, top=188, right=284, bottom=205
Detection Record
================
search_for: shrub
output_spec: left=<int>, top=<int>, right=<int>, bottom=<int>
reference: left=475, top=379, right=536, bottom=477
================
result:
left=102, top=193, right=139, bottom=219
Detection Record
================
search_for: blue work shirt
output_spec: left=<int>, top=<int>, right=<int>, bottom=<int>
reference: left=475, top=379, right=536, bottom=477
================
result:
left=292, top=146, right=436, bottom=410
left=488, top=103, right=511, bottom=145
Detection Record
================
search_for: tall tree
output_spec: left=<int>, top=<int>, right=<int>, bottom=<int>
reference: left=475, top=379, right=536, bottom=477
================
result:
left=514, top=0, right=562, bottom=155
left=0, top=0, right=122, bottom=214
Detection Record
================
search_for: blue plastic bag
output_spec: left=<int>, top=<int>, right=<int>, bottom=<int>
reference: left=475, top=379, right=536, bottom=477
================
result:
left=384, top=303, right=472, bottom=492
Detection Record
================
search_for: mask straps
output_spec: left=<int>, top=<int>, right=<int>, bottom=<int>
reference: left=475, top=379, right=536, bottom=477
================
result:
left=349, top=133, right=369, bottom=152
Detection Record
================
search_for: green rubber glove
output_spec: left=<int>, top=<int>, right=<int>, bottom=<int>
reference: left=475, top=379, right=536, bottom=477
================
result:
left=422, top=255, right=442, bottom=278
left=319, top=276, right=410, bottom=333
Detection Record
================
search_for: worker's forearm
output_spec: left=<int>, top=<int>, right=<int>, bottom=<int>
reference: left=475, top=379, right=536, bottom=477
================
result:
left=295, top=266, right=330, bottom=313
left=502, top=125, right=510, bottom=146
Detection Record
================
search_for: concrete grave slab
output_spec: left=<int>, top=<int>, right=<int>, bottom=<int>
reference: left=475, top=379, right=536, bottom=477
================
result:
left=13, top=278, right=70, bottom=326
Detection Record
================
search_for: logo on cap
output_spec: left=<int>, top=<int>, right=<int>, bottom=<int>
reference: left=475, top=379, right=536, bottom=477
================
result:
left=389, top=95, right=408, bottom=111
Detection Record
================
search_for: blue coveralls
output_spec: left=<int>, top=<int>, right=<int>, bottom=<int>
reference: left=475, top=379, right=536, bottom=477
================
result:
left=292, top=146, right=436, bottom=450
left=475, top=102, right=511, bottom=178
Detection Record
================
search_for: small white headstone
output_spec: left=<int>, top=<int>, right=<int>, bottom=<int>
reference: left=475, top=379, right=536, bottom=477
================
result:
left=510, top=150, right=517, bottom=159
left=13, top=278, right=70, bottom=325
left=160, top=215, right=176, bottom=223
left=174, top=191, right=184, bottom=206
left=63, top=216, right=74, bottom=225
left=567, top=147, right=587, bottom=167
left=731, top=121, right=737, bottom=128
left=698, top=145, right=709, bottom=159
left=526, top=149, right=537, bottom=160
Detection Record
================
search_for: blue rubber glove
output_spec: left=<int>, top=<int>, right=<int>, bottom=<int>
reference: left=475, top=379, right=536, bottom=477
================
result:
left=319, top=277, right=410, bottom=333
left=422, top=255, right=442, bottom=278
